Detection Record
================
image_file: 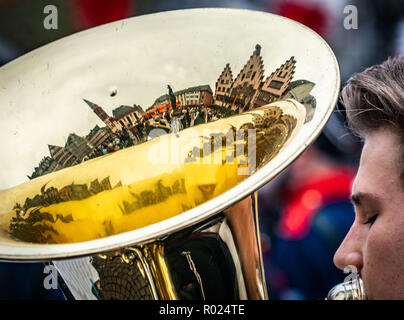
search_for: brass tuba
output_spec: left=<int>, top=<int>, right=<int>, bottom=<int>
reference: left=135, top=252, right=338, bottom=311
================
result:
left=0, top=9, right=341, bottom=300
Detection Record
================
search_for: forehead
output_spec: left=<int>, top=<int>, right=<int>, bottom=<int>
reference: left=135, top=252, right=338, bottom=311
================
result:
left=353, top=128, right=403, bottom=195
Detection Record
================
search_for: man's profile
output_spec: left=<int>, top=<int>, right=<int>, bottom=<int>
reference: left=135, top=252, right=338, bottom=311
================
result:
left=334, top=57, right=404, bottom=299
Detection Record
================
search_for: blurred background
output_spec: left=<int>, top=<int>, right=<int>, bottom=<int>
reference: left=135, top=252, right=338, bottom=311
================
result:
left=0, top=0, right=403, bottom=300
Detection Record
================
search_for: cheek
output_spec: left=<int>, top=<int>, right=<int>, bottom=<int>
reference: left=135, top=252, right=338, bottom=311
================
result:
left=364, top=215, right=404, bottom=299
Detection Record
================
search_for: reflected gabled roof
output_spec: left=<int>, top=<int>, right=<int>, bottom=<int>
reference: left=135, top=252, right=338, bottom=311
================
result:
left=66, top=133, right=85, bottom=146
left=112, top=105, right=135, bottom=118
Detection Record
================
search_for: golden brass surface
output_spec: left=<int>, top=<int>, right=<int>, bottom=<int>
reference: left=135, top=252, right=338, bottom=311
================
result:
left=4, top=103, right=303, bottom=244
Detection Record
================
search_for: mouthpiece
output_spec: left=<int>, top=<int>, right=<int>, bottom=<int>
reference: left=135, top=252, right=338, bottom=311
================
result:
left=326, top=277, right=367, bottom=300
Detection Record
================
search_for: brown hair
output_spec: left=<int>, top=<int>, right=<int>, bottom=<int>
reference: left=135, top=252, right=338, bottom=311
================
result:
left=341, top=56, right=404, bottom=183
left=341, top=56, right=404, bottom=137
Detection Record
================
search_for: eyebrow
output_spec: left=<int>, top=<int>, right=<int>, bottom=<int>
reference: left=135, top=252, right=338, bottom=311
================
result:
left=350, top=192, right=379, bottom=207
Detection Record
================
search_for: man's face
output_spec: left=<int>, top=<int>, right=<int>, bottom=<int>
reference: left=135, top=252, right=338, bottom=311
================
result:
left=334, top=128, right=404, bottom=299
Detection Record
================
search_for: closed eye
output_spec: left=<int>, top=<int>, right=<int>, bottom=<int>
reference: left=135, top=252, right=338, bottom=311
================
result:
left=363, top=214, right=378, bottom=225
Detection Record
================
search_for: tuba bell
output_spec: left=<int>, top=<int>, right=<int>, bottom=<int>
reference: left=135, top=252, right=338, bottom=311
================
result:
left=0, top=9, right=341, bottom=300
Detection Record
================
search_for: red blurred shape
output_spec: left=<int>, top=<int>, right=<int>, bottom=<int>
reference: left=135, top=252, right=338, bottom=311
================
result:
left=279, top=168, right=354, bottom=240
left=275, top=0, right=329, bottom=37
left=72, top=0, right=135, bottom=30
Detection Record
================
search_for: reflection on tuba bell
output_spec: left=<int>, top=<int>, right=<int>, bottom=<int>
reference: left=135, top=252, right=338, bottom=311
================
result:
left=0, top=9, right=341, bottom=300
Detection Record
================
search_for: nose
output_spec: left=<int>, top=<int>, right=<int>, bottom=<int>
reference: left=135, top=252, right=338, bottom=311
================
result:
left=333, top=223, right=364, bottom=272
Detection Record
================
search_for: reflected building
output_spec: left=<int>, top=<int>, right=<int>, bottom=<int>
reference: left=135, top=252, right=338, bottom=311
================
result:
left=229, top=44, right=265, bottom=112
left=48, top=128, right=116, bottom=169
left=213, top=44, right=296, bottom=112
left=175, top=85, right=213, bottom=107
left=213, top=63, right=233, bottom=107
left=86, top=125, right=112, bottom=150
left=16, top=176, right=118, bottom=216
left=65, top=133, right=93, bottom=161
left=84, top=99, right=145, bottom=134
left=48, top=144, right=79, bottom=169
left=254, top=56, right=296, bottom=107
left=29, top=156, right=59, bottom=180
left=29, top=126, right=115, bottom=179
left=150, top=85, right=213, bottom=111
